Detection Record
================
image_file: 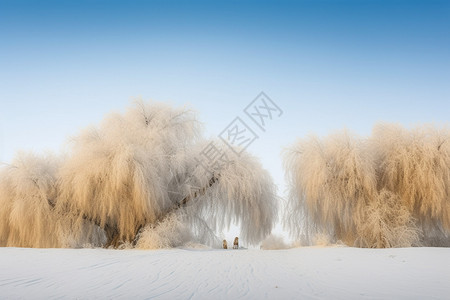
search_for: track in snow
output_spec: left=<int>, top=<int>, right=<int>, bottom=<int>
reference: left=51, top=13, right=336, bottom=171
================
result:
left=0, top=247, right=448, bottom=299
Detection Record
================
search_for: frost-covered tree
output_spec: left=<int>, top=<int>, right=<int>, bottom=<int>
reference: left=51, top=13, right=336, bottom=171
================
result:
left=0, top=100, right=278, bottom=248
left=0, top=152, right=62, bottom=247
left=284, top=124, right=449, bottom=248
left=355, top=189, right=420, bottom=248
left=284, top=130, right=377, bottom=246
left=371, top=123, right=450, bottom=246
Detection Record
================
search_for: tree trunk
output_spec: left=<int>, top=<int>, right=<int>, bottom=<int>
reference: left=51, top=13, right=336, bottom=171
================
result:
left=103, top=173, right=220, bottom=248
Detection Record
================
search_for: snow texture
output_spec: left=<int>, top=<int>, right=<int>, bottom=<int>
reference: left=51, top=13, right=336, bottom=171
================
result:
left=0, top=247, right=448, bottom=299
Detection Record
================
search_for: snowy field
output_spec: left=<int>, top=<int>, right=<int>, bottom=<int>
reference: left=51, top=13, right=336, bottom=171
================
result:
left=0, top=247, right=448, bottom=299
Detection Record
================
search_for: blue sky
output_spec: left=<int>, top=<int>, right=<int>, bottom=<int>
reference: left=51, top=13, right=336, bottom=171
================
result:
left=1, top=0, right=449, bottom=208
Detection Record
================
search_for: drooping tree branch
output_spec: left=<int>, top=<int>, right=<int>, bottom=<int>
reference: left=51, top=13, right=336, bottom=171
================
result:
left=104, top=173, right=221, bottom=248
left=45, top=171, right=220, bottom=248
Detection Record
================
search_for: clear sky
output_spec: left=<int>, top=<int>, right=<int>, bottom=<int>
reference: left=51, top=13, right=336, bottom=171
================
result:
left=1, top=0, right=449, bottom=240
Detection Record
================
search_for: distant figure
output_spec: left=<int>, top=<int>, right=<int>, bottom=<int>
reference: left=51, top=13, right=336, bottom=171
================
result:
left=223, top=239, right=228, bottom=249
left=233, top=237, right=239, bottom=249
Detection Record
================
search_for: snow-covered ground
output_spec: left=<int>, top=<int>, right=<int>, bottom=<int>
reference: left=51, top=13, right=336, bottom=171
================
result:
left=0, top=247, right=448, bottom=299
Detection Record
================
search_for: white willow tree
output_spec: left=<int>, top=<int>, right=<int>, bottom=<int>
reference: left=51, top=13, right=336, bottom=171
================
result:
left=371, top=123, right=450, bottom=246
left=0, top=152, right=62, bottom=248
left=284, top=130, right=378, bottom=246
left=284, top=124, right=450, bottom=248
left=0, top=100, right=278, bottom=248
left=355, top=189, right=420, bottom=248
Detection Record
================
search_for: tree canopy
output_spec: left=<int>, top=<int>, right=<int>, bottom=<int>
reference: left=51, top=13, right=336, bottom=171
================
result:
left=284, top=124, right=450, bottom=248
left=0, top=101, right=278, bottom=249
